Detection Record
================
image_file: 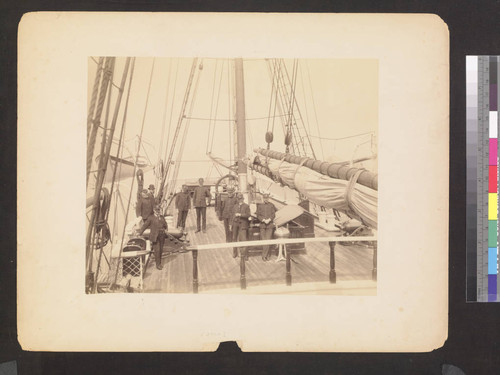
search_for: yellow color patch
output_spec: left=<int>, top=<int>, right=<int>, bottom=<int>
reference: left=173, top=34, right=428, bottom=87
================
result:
left=489, top=193, right=497, bottom=220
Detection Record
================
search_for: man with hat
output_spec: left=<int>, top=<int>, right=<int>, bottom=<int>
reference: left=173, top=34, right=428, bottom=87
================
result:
left=175, top=184, right=191, bottom=231
left=193, top=178, right=211, bottom=233
left=137, top=205, right=168, bottom=270
left=137, top=188, right=155, bottom=221
left=256, top=192, right=277, bottom=261
left=231, top=193, right=251, bottom=259
left=148, top=184, right=155, bottom=198
left=221, top=187, right=238, bottom=243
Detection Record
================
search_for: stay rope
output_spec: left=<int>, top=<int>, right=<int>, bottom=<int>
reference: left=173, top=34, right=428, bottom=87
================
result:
left=94, top=58, right=136, bottom=289
left=112, top=57, right=156, bottom=287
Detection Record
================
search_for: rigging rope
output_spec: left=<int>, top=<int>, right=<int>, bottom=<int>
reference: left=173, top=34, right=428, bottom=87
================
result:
left=158, top=58, right=173, bottom=168
left=265, top=59, right=277, bottom=134
left=227, top=59, right=233, bottom=166
left=94, top=58, right=136, bottom=288
left=158, top=58, right=199, bottom=201
left=305, top=60, right=325, bottom=160
left=86, top=57, right=116, bottom=276
left=87, top=57, right=132, bottom=292
left=308, top=132, right=376, bottom=141
left=96, top=57, right=116, bottom=186
left=287, top=59, right=298, bottom=135
left=87, top=57, right=104, bottom=144
left=112, top=57, right=156, bottom=287
left=270, top=59, right=283, bottom=137
left=298, top=62, right=317, bottom=158
left=206, top=59, right=219, bottom=154
left=87, top=57, right=114, bottom=187
left=162, top=59, right=203, bottom=203
left=164, top=61, right=203, bottom=204
left=209, top=59, right=225, bottom=154
left=163, top=59, right=180, bottom=163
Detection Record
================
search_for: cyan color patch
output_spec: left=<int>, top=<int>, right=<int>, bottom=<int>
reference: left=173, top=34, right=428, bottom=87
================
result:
left=489, top=248, right=498, bottom=274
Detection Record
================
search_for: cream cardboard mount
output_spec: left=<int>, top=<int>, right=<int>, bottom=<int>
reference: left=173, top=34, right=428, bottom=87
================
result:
left=17, top=12, right=449, bottom=352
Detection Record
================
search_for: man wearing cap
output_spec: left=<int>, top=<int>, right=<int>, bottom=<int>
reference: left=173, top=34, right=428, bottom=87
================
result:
left=147, top=184, right=156, bottom=199
left=232, top=193, right=251, bottom=259
left=137, top=205, right=168, bottom=270
left=221, top=187, right=238, bottom=243
left=193, top=178, right=211, bottom=233
left=137, top=188, right=155, bottom=221
left=175, top=185, right=191, bottom=231
left=256, top=193, right=277, bottom=261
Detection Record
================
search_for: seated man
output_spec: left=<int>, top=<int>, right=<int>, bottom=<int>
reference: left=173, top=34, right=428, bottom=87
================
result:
left=256, top=192, right=277, bottom=261
left=137, top=205, right=168, bottom=270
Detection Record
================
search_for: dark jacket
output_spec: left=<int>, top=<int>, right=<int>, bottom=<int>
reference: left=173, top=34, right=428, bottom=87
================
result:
left=222, top=195, right=238, bottom=219
left=232, top=202, right=251, bottom=230
left=256, top=202, right=276, bottom=225
left=137, top=195, right=155, bottom=220
left=138, top=214, right=168, bottom=242
left=175, top=191, right=191, bottom=211
left=193, top=185, right=211, bottom=207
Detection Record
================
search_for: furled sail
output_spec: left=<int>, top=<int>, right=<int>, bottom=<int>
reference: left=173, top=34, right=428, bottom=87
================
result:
left=250, top=158, right=377, bottom=229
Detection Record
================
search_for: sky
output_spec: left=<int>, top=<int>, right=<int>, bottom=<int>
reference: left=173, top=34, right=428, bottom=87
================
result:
left=88, top=57, right=378, bottom=185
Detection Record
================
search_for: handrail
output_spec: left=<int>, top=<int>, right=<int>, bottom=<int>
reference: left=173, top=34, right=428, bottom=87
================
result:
left=186, top=235, right=377, bottom=251
left=188, top=236, right=377, bottom=293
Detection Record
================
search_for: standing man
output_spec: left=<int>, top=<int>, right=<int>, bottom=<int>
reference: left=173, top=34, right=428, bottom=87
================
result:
left=147, top=184, right=156, bottom=200
left=137, top=188, right=155, bottom=221
left=137, top=205, right=168, bottom=270
left=193, top=178, right=211, bottom=233
left=221, top=187, right=238, bottom=242
left=175, top=185, right=191, bottom=231
left=256, top=193, right=277, bottom=261
left=232, top=193, right=251, bottom=259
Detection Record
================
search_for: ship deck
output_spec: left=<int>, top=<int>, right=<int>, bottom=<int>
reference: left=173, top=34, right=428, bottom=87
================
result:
left=142, top=206, right=376, bottom=294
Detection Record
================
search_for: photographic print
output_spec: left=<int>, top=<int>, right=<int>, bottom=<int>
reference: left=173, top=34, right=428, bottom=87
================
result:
left=19, top=13, right=448, bottom=351
left=86, top=57, right=378, bottom=294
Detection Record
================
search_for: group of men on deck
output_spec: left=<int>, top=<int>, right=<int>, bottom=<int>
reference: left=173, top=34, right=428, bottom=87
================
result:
left=219, top=187, right=277, bottom=261
left=174, top=177, right=278, bottom=261
left=133, top=177, right=279, bottom=272
left=174, top=178, right=211, bottom=233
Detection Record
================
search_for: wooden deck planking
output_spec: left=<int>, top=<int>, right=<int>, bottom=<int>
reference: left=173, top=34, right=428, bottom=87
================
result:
left=142, top=206, right=375, bottom=293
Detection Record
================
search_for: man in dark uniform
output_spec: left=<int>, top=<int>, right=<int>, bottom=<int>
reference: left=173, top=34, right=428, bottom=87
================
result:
left=193, top=178, right=211, bottom=233
left=137, top=188, right=155, bottom=221
left=137, top=205, right=168, bottom=270
left=256, top=192, right=277, bottom=261
left=175, top=185, right=191, bottom=231
left=147, top=184, right=156, bottom=200
left=231, top=193, right=251, bottom=259
left=221, top=187, right=238, bottom=242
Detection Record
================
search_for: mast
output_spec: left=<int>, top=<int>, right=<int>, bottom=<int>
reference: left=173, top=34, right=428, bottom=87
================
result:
left=234, top=58, right=248, bottom=193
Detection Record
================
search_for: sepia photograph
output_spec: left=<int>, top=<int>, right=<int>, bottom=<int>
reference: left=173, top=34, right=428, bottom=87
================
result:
left=19, top=12, right=448, bottom=351
left=86, top=57, right=378, bottom=295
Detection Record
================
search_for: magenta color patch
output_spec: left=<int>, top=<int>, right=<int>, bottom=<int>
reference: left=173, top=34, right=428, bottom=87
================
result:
left=490, top=138, right=498, bottom=165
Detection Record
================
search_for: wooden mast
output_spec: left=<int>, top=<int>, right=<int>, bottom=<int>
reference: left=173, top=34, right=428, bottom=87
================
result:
left=234, top=58, right=247, bottom=193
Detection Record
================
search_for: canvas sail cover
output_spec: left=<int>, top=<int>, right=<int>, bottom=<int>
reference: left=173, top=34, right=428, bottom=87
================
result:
left=267, top=159, right=377, bottom=229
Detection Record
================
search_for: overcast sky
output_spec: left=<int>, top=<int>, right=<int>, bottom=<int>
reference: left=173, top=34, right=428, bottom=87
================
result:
left=88, top=57, right=378, bottom=182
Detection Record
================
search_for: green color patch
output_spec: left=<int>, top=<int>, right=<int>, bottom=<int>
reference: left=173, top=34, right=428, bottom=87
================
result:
left=489, top=220, right=498, bottom=248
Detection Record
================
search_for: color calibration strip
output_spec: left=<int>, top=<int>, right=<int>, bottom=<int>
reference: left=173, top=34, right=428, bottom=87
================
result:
left=466, top=56, right=500, bottom=302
